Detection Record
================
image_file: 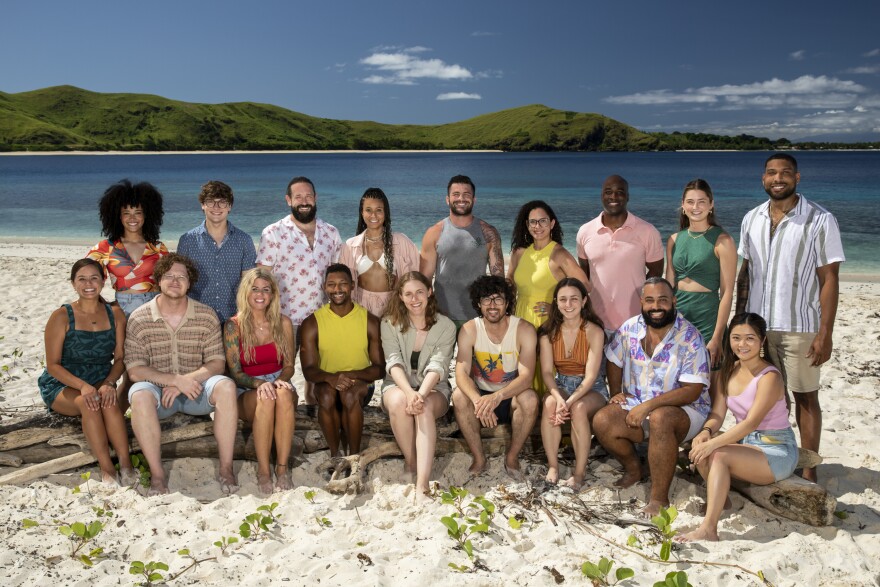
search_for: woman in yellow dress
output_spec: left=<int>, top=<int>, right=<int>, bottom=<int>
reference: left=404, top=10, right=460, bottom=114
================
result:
left=507, top=200, right=590, bottom=393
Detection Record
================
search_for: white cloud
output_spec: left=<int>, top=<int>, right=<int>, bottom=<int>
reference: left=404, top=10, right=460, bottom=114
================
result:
left=404, top=46, right=431, bottom=53
left=844, top=65, right=880, bottom=74
left=854, top=105, right=867, bottom=112
left=605, top=75, right=868, bottom=110
left=437, top=92, right=482, bottom=100
left=359, top=51, right=473, bottom=85
left=863, top=48, right=880, bottom=57
left=790, top=50, right=806, bottom=61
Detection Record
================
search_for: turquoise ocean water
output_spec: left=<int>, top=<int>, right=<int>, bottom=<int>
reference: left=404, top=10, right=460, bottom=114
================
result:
left=1, top=151, right=877, bottom=273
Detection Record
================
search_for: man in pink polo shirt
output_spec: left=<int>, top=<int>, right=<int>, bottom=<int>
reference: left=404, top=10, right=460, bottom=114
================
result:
left=577, top=175, right=665, bottom=332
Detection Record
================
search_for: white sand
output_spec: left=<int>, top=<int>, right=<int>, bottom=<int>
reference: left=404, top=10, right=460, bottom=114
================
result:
left=1, top=243, right=879, bottom=586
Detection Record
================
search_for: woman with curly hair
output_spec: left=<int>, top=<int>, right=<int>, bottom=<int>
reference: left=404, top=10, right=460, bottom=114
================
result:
left=380, top=271, right=456, bottom=499
left=38, top=259, right=137, bottom=485
left=224, top=268, right=298, bottom=494
left=538, top=278, right=606, bottom=489
left=340, top=187, right=419, bottom=317
left=87, top=179, right=168, bottom=317
left=507, top=200, right=589, bottom=393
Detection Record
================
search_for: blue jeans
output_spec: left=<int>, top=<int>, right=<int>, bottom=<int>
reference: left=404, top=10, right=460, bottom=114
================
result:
left=742, top=428, right=799, bottom=481
left=555, top=373, right=610, bottom=401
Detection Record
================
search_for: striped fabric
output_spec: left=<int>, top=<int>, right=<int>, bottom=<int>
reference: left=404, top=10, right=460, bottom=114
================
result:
left=738, top=195, right=845, bottom=332
left=125, top=297, right=225, bottom=374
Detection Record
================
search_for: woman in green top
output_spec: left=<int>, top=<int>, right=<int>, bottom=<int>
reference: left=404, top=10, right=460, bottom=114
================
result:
left=665, top=179, right=737, bottom=368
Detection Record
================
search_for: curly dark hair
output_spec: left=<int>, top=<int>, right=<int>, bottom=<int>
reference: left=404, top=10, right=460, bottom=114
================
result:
left=355, top=188, right=395, bottom=289
left=510, top=200, right=563, bottom=252
left=153, top=253, right=199, bottom=287
left=468, top=275, right=516, bottom=316
left=97, top=179, right=165, bottom=244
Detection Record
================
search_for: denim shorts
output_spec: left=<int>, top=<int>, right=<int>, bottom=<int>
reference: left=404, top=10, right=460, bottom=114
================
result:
left=742, top=427, right=799, bottom=482
left=555, top=372, right=610, bottom=401
left=236, top=370, right=282, bottom=396
left=115, top=291, right=158, bottom=317
left=129, top=374, right=233, bottom=419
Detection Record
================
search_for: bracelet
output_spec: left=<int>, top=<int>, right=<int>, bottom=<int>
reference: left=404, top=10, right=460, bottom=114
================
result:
left=700, top=426, right=713, bottom=435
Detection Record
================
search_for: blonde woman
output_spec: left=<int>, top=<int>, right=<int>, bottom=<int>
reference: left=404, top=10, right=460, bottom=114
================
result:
left=224, top=268, right=297, bottom=493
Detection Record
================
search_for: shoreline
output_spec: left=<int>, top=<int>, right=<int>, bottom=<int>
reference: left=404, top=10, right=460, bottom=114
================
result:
left=0, top=149, right=505, bottom=156
left=4, top=239, right=879, bottom=282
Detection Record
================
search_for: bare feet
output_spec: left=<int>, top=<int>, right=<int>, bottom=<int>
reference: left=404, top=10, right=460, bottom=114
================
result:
left=256, top=471, right=274, bottom=496
left=504, top=457, right=525, bottom=482
left=119, top=467, right=140, bottom=487
left=545, top=466, right=559, bottom=484
left=561, top=475, right=584, bottom=491
left=415, top=485, right=432, bottom=503
left=274, top=465, right=292, bottom=491
left=801, top=467, right=818, bottom=483
left=147, top=477, right=169, bottom=496
left=218, top=469, right=239, bottom=495
left=675, top=526, right=719, bottom=542
left=614, top=466, right=642, bottom=489
left=468, top=456, right=488, bottom=475
left=101, top=470, right=120, bottom=485
left=640, top=500, right=668, bottom=518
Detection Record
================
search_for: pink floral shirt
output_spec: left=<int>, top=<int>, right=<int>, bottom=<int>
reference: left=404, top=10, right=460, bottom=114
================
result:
left=256, top=216, right=341, bottom=324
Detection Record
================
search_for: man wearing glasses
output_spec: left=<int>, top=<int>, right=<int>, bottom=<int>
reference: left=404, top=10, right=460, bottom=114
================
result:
left=177, top=181, right=257, bottom=324
left=451, top=275, right=539, bottom=479
left=126, top=254, right=239, bottom=495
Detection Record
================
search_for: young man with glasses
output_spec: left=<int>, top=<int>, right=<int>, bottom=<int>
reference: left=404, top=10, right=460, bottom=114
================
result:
left=177, top=180, right=256, bottom=323
left=451, top=275, right=539, bottom=479
left=125, top=253, right=239, bottom=495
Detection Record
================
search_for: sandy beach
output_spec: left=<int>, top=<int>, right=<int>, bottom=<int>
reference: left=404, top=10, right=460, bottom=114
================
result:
left=1, top=243, right=878, bottom=586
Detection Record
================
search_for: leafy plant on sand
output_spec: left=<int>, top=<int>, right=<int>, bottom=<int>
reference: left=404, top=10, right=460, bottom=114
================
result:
left=213, top=535, right=239, bottom=555
left=653, top=570, right=692, bottom=587
left=650, top=506, right=678, bottom=561
left=304, top=489, right=316, bottom=503
left=438, top=486, right=496, bottom=572
left=130, top=548, right=218, bottom=586
left=58, top=520, right=104, bottom=566
left=238, top=502, right=281, bottom=540
left=581, top=556, right=635, bottom=585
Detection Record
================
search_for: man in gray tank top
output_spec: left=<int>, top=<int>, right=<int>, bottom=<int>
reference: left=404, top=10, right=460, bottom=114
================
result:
left=420, top=175, right=504, bottom=328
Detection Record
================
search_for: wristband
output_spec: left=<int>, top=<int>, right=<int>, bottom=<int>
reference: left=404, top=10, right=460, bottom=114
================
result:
left=700, top=426, right=713, bottom=435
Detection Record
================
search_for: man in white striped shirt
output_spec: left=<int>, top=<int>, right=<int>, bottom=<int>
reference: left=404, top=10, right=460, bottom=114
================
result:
left=736, top=153, right=844, bottom=482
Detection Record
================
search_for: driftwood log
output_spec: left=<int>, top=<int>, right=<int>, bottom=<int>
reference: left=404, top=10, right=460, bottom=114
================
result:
left=0, top=408, right=837, bottom=526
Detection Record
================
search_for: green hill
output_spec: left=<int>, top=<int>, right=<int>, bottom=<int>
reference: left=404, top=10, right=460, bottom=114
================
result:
left=0, top=86, right=661, bottom=152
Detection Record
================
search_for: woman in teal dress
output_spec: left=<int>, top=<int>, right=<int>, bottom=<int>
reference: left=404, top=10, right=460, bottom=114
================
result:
left=665, top=179, right=737, bottom=368
left=37, top=259, right=136, bottom=484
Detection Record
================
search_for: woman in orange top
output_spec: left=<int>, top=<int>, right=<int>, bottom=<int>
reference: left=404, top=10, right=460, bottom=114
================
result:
left=538, top=278, right=606, bottom=489
left=87, top=179, right=168, bottom=317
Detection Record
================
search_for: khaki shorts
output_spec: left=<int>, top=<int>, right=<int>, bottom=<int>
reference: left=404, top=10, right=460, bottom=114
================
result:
left=766, top=331, right=820, bottom=393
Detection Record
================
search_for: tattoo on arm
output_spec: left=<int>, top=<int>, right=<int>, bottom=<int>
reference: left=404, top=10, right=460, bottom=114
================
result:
left=482, top=222, right=504, bottom=276
left=223, top=320, right=263, bottom=389
left=735, top=260, right=750, bottom=315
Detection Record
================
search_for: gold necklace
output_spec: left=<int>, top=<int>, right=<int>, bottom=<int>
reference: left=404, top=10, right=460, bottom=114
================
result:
left=687, top=228, right=708, bottom=239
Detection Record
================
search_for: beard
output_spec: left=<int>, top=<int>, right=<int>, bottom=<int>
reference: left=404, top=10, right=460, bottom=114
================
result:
left=449, top=201, right=473, bottom=217
left=291, top=204, right=317, bottom=223
left=641, top=307, right=675, bottom=329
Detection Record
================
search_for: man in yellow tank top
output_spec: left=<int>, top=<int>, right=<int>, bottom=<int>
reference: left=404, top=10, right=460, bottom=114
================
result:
left=300, top=264, right=385, bottom=456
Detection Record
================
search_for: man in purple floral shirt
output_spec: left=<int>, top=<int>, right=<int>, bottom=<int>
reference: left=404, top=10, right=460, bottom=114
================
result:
left=593, top=277, right=710, bottom=516
left=257, top=177, right=341, bottom=407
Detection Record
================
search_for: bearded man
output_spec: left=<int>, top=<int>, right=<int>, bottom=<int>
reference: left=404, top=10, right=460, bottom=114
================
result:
left=592, top=277, right=711, bottom=516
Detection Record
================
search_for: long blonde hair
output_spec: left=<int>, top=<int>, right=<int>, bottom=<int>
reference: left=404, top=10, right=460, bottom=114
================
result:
left=234, top=268, right=292, bottom=365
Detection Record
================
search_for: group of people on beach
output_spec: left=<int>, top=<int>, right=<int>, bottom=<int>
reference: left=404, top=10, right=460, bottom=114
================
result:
left=38, top=152, right=843, bottom=542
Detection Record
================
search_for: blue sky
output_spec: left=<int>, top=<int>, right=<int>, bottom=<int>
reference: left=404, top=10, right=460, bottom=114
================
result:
left=3, top=0, right=880, bottom=141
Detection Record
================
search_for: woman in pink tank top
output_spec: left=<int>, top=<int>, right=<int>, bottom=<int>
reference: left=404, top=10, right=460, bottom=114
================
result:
left=677, top=313, right=798, bottom=543
left=224, top=268, right=297, bottom=494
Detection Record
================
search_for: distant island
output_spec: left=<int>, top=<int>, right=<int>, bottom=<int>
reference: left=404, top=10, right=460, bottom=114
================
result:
left=1, top=86, right=878, bottom=152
